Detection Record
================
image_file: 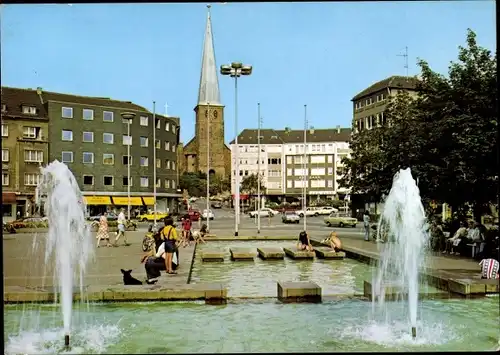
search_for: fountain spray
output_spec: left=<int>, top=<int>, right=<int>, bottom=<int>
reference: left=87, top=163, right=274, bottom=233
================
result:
left=37, top=161, right=93, bottom=349
left=373, top=168, right=429, bottom=339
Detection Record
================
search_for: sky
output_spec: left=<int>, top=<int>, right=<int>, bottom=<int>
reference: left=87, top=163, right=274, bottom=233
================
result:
left=1, top=2, right=496, bottom=144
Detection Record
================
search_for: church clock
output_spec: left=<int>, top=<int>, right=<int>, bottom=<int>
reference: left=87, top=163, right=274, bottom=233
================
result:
left=204, top=110, right=218, bottom=118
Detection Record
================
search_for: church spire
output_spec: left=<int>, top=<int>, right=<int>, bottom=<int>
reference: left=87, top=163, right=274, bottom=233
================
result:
left=197, top=4, right=221, bottom=106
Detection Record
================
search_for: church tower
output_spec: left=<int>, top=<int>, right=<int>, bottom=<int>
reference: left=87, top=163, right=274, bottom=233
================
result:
left=193, top=5, right=228, bottom=178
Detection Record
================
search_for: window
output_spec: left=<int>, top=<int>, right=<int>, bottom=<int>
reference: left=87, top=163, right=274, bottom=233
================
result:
left=122, top=117, right=132, bottom=124
left=122, top=176, right=132, bottom=186
left=62, top=107, right=73, bottom=118
left=155, top=140, right=160, bottom=149
left=23, top=126, right=37, bottom=138
left=140, top=157, right=149, bottom=166
left=172, top=180, right=176, bottom=189
left=155, top=118, right=161, bottom=129
left=377, top=93, right=386, bottom=102
left=165, top=122, right=170, bottom=131
left=311, top=180, right=326, bottom=188
left=311, top=168, right=325, bottom=175
left=83, top=131, right=94, bottom=143
left=122, top=135, right=132, bottom=146
left=1, top=104, right=6, bottom=112
left=366, top=98, right=373, bottom=106
left=294, top=168, right=306, bottom=176
left=311, top=155, right=325, bottom=164
left=83, top=109, right=94, bottom=120
left=156, top=159, right=161, bottom=168
left=165, top=179, right=170, bottom=188
left=83, top=175, right=94, bottom=185
left=62, top=130, right=73, bottom=141
left=166, top=160, right=171, bottom=169
left=287, top=168, right=293, bottom=176
left=268, top=158, right=280, bottom=165
left=22, top=105, right=36, bottom=115
left=140, top=116, right=148, bottom=126
left=172, top=161, right=176, bottom=170
left=140, top=137, right=148, bottom=147
left=327, top=180, right=333, bottom=188
left=156, top=178, right=161, bottom=188
left=24, top=173, right=41, bottom=186
left=165, top=141, right=170, bottom=151
left=24, top=150, right=43, bottom=163
left=83, top=152, right=94, bottom=164
left=286, top=156, right=292, bottom=164
left=294, top=180, right=306, bottom=188
left=103, top=176, right=114, bottom=186
left=1, top=124, right=8, bottom=137
left=2, top=173, right=9, bottom=186
left=103, top=133, right=114, bottom=144
left=2, top=149, right=9, bottom=162
left=61, top=151, right=73, bottom=163
left=140, top=177, right=149, bottom=187
left=103, top=153, right=114, bottom=165
left=328, top=167, right=333, bottom=175
left=103, top=111, right=114, bottom=122
left=172, top=124, right=176, bottom=132
left=172, top=144, right=176, bottom=153
left=287, top=180, right=292, bottom=188
left=122, top=155, right=132, bottom=165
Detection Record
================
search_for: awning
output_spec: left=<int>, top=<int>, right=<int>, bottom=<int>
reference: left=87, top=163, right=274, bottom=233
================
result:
left=112, top=197, right=143, bottom=206
left=231, top=194, right=250, bottom=200
left=2, top=192, right=17, bottom=203
left=84, top=196, right=111, bottom=205
left=142, top=197, right=156, bottom=205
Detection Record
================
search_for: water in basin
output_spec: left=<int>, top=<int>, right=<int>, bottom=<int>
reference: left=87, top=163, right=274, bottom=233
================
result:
left=4, top=296, right=498, bottom=353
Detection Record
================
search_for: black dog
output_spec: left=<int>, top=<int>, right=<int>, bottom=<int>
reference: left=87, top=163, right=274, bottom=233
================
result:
left=121, top=269, right=158, bottom=285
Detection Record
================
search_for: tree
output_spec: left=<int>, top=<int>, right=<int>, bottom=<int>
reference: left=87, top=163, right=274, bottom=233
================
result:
left=241, top=173, right=266, bottom=195
left=340, top=29, right=497, bottom=219
left=179, top=172, right=204, bottom=197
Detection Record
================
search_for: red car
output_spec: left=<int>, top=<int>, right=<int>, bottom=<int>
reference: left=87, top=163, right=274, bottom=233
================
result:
left=177, top=209, right=201, bottom=222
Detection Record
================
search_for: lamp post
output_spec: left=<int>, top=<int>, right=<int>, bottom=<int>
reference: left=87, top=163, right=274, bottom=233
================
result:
left=302, top=105, right=313, bottom=232
left=257, top=102, right=263, bottom=234
left=153, top=102, right=157, bottom=229
left=206, top=102, right=211, bottom=231
left=121, top=112, right=136, bottom=221
left=220, top=62, right=253, bottom=237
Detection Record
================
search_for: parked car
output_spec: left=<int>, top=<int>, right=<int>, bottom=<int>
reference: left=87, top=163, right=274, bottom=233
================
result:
left=88, top=213, right=118, bottom=222
left=248, top=208, right=279, bottom=218
left=138, top=212, right=169, bottom=222
left=211, top=201, right=223, bottom=209
left=282, top=211, right=300, bottom=224
left=324, top=212, right=358, bottom=227
left=187, top=209, right=201, bottom=221
left=201, top=209, right=215, bottom=220
left=316, top=206, right=339, bottom=215
left=295, top=207, right=321, bottom=217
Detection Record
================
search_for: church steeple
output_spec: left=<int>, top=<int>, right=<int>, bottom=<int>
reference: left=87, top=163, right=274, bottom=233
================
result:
left=197, top=4, right=221, bottom=106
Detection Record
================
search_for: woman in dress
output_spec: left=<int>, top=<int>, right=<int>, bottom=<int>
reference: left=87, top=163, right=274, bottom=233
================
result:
left=96, top=211, right=112, bottom=248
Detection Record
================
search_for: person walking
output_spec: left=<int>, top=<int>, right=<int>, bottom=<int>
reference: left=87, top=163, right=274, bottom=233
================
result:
left=114, top=208, right=128, bottom=246
left=363, top=210, right=370, bottom=241
left=96, top=212, right=112, bottom=248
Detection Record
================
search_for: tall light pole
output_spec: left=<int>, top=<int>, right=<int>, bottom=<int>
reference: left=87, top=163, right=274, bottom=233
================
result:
left=302, top=105, right=313, bottom=232
left=257, top=102, right=262, bottom=234
left=206, top=102, right=211, bottom=231
left=220, top=62, right=252, bottom=237
left=153, top=102, right=157, bottom=229
left=121, top=112, right=136, bottom=221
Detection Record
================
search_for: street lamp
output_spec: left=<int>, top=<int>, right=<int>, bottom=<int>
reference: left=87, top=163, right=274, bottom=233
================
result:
left=121, top=111, right=136, bottom=221
left=152, top=102, right=158, bottom=230
left=220, top=61, right=253, bottom=237
left=206, top=102, right=211, bottom=232
left=302, top=105, right=313, bottom=232
left=257, top=102, right=263, bottom=234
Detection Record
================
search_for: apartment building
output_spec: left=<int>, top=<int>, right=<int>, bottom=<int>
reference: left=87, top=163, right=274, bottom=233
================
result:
left=1, top=86, right=182, bottom=216
left=1, top=87, right=49, bottom=220
left=352, top=75, right=419, bottom=133
left=230, top=127, right=351, bottom=203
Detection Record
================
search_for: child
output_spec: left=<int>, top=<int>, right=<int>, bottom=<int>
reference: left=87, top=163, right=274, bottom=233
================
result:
left=297, top=231, right=313, bottom=252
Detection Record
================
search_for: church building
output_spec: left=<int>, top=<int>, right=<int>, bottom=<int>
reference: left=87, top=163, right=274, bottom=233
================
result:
left=177, top=7, right=231, bottom=179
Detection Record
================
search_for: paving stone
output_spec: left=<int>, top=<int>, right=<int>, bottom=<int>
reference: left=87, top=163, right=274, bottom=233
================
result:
left=257, top=247, right=285, bottom=260
left=201, top=249, right=225, bottom=262
left=283, top=247, right=315, bottom=259
left=277, top=281, right=321, bottom=303
left=230, top=248, right=256, bottom=260
left=314, top=247, right=346, bottom=259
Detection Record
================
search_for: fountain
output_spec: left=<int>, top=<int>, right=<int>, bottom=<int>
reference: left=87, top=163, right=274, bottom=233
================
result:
left=36, top=160, right=94, bottom=350
left=372, top=167, right=429, bottom=338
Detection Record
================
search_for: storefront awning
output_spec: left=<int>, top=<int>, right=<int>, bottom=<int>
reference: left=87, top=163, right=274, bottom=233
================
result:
left=112, top=197, right=143, bottom=206
left=231, top=194, right=250, bottom=200
left=142, top=197, right=156, bottom=205
left=84, top=196, right=111, bottom=205
left=2, top=192, right=17, bottom=203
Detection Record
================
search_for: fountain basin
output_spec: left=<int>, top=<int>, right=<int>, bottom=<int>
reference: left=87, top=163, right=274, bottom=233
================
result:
left=277, top=281, right=321, bottom=303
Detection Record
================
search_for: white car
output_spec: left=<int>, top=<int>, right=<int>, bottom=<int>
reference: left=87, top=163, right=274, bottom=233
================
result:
left=295, top=207, right=321, bottom=217
left=248, top=208, right=279, bottom=218
left=317, top=206, right=339, bottom=215
left=201, top=209, right=214, bottom=220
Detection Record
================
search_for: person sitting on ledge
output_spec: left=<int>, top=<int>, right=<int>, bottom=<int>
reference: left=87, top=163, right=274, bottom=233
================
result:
left=323, top=231, right=342, bottom=252
left=297, top=231, right=314, bottom=252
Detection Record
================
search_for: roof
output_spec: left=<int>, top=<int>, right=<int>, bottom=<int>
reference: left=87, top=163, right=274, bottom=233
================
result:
left=1, top=87, right=48, bottom=119
left=351, top=75, right=419, bottom=101
left=229, top=127, right=351, bottom=145
left=197, top=7, right=221, bottom=106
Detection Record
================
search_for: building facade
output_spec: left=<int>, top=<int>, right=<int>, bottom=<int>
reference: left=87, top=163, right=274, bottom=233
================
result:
left=1, top=87, right=50, bottom=220
left=230, top=127, right=352, bottom=204
left=178, top=7, right=231, bottom=179
left=1, top=86, right=181, bottom=218
left=351, top=75, right=419, bottom=133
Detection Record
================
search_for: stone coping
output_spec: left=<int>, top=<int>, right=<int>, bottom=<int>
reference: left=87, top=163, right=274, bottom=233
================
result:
left=207, top=236, right=296, bottom=241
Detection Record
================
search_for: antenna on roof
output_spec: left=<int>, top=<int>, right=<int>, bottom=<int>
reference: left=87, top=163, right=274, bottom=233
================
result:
left=164, top=102, right=169, bottom=117
left=397, top=46, right=409, bottom=80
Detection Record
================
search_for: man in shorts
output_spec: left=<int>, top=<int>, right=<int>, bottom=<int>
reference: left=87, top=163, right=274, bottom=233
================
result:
left=114, top=208, right=128, bottom=246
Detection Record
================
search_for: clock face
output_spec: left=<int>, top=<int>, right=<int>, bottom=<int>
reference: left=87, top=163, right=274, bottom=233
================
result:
left=205, top=110, right=218, bottom=118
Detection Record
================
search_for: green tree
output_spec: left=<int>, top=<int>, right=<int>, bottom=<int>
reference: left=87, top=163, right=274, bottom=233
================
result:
left=179, top=172, right=204, bottom=197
